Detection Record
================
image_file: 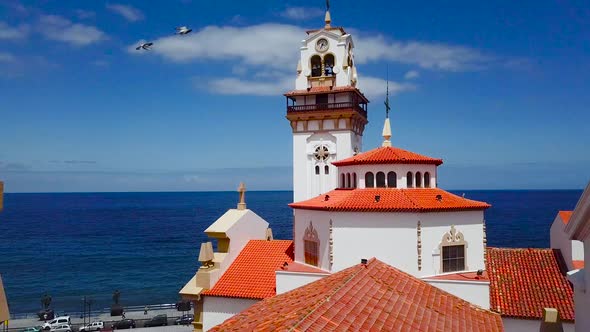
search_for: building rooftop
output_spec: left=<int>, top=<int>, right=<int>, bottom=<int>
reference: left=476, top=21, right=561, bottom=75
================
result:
left=332, top=146, right=443, bottom=166
left=486, top=247, right=575, bottom=321
left=210, top=258, right=503, bottom=331
left=289, top=188, right=490, bottom=213
left=202, top=240, right=293, bottom=299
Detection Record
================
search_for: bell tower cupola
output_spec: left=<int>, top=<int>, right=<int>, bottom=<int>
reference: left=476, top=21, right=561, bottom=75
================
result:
left=285, top=2, right=369, bottom=202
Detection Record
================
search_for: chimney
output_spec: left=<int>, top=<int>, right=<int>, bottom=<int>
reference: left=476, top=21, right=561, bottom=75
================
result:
left=374, top=195, right=381, bottom=203
left=361, top=258, right=368, bottom=265
left=539, top=308, right=563, bottom=332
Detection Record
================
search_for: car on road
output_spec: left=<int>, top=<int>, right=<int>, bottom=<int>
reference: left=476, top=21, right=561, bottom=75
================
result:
left=143, top=314, right=167, bottom=327
left=49, top=324, right=71, bottom=332
left=43, top=316, right=71, bottom=330
left=22, top=327, right=42, bottom=332
left=78, top=321, right=103, bottom=332
left=174, top=314, right=193, bottom=325
left=111, top=319, right=136, bottom=330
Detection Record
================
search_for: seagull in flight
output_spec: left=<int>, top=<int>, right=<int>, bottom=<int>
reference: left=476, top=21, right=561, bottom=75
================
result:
left=136, top=42, right=153, bottom=50
left=175, top=26, right=192, bottom=35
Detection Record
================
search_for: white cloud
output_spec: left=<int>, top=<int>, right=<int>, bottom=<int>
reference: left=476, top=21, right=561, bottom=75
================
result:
left=357, top=76, right=415, bottom=99
left=0, top=21, right=30, bottom=40
left=106, top=4, right=144, bottom=22
left=127, top=24, right=302, bottom=68
left=404, top=70, right=419, bottom=80
left=355, top=35, right=492, bottom=71
left=0, top=52, right=16, bottom=62
left=281, top=7, right=324, bottom=20
left=75, top=9, right=96, bottom=20
left=195, top=77, right=293, bottom=96
left=39, top=15, right=106, bottom=46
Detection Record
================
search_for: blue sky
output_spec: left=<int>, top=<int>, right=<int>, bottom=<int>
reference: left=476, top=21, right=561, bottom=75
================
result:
left=0, top=0, right=589, bottom=192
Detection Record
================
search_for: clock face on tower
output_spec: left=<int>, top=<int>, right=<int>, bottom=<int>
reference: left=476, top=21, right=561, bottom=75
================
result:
left=315, top=38, right=329, bottom=52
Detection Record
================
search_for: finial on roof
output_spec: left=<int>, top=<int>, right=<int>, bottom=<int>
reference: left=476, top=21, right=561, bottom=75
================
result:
left=237, top=182, right=246, bottom=210
left=324, top=0, right=331, bottom=29
left=382, top=76, right=392, bottom=147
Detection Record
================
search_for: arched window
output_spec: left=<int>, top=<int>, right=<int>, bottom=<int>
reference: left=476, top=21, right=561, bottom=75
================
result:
left=353, top=173, right=357, bottom=188
left=347, top=173, right=351, bottom=188
left=387, top=172, right=397, bottom=188
left=315, top=166, right=320, bottom=175
left=424, top=172, right=431, bottom=188
left=365, top=172, right=375, bottom=188
left=311, top=55, right=322, bottom=77
left=341, top=174, right=345, bottom=188
left=407, top=172, right=413, bottom=188
left=324, top=54, right=335, bottom=76
left=376, top=172, right=386, bottom=188
left=324, top=165, right=329, bottom=175
left=304, top=222, right=320, bottom=267
left=416, top=172, right=422, bottom=188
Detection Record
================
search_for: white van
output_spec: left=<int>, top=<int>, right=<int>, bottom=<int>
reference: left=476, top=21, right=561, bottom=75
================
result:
left=42, top=316, right=71, bottom=330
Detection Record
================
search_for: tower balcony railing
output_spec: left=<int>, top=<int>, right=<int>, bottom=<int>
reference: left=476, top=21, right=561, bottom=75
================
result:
left=287, top=102, right=367, bottom=118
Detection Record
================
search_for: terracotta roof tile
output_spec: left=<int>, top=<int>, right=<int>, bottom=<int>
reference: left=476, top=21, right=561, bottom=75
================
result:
left=332, top=146, right=443, bottom=166
left=289, top=188, right=491, bottom=212
left=559, top=210, right=573, bottom=224
left=202, top=240, right=293, bottom=299
left=486, top=247, right=575, bottom=321
left=210, top=258, right=503, bottom=331
left=572, top=260, right=584, bottom=269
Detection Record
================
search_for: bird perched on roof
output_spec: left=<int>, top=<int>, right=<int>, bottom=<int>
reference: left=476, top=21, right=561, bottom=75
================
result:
left=175, top=26, right=192, bottom=35
left=135, top=42, right=153, bottom=50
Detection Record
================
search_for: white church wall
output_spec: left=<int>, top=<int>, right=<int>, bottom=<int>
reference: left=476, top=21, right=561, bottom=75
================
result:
left=293, top=133, right=309, bottom=202
left=294, top=209, right=332, bottom=271
left=294, top=209, right=485, bottom=277
left=424, top=279, right=490, bottom=309
left=202, top=296, right=259, bottom=331
left=420, top=211, right=486, bottom=275
left=551, top=215, right=574, bottom=270
left=275, top=271, right=329, bottom=294
left=330, top=211, right=418, bottom=273
left=502, top=318, right=574, bottom=332
left=338, top=164, right=437, bottom=189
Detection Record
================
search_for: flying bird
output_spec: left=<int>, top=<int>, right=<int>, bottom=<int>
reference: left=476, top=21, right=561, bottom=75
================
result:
left=175, top=26, right=192, bottom=35
left=136, top=42, right=153, bottom=50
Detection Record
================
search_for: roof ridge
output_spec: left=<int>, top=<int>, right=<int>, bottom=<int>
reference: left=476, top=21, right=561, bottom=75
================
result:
left=400, top=188, right=422, bottom=210
left=288, top=263, right=368, bottom=331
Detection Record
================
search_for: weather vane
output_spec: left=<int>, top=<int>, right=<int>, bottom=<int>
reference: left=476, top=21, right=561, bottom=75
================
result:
left=384, top=69, right=391, bottom=118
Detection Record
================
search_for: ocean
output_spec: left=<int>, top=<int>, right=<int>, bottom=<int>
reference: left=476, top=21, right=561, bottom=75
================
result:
left=0, top=190, right=582, bottom=314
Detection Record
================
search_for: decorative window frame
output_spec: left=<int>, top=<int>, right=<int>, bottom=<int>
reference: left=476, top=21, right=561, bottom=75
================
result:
left=438, top=225, right=468, bottom=272
left=303, top=221, right=320, bottom=267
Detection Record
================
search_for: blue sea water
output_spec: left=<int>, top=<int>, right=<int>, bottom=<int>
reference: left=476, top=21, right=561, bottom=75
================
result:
left=0, top=190, right=582, bottom=314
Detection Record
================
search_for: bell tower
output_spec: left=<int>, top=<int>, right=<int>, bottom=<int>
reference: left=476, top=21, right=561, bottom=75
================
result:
left=285, top=6, right=369, bottom=202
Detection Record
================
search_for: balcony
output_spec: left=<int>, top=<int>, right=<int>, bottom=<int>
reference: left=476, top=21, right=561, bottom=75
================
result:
left=287, top=102, right=367, bottom=119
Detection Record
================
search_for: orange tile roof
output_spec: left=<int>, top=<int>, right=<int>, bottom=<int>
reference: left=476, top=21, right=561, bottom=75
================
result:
left=559, top=210, right=573, bottom=224
left=202, top=240, right=293, bottom=299
left=332, top=146, right=443, bottom=166
left=289, top=188, right=491, bottom=212
left=573, top=260, right=584, bottom=269
left=486, top=247, right=575, bottom=321
left=210, top=258, right=503, bottom=332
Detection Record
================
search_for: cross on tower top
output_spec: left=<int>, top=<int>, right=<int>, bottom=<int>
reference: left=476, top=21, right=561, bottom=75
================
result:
left=237, top=182, right=247, bottom=210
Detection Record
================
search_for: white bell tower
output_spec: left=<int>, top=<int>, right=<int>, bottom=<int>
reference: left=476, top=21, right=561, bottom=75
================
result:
left=285, top=7, right=369, bottom=202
